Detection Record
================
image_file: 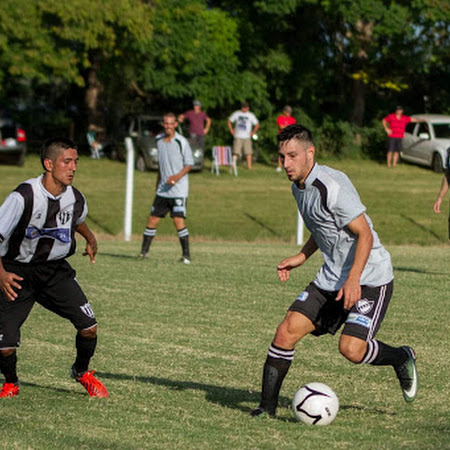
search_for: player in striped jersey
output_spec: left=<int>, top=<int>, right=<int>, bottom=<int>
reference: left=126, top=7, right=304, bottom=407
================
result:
left=0, top=137, right=108, bottom=398
left=251, top=125, right=418, bottom=418
left=139, top=113, right=194, bottom=264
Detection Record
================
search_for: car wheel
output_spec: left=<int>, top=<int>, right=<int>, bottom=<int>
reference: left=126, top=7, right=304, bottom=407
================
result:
left=135, top=154, right=146, bottom=172
left=432, top=153, right=444, bottom=173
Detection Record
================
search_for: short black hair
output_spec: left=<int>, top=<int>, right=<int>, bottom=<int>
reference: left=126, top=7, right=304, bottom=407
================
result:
left=41, top=137, right=77, bottom=170
left=278, top=124, right=314, bottom=149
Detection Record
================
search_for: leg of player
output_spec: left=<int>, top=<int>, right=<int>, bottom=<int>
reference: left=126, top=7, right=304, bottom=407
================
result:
left=0, top=348, right=20, bottom=398
left=139, top=216, right=160, bottom=259
left=339, top=334, right=418, bottom=402
left=251, top=311, right=316, bottom=418
left=173, top=216, right=190, bottom=264
left=70, top=325, right=108, bottom=398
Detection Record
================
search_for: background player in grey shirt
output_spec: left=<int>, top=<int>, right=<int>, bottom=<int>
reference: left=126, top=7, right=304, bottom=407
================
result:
left=139, top=113, right=194, bottom=263
left=251, top=124, right=418, bottom=418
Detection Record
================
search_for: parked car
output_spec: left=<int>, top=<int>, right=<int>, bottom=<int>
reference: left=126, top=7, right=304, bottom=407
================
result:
left=116, top=114, right=204, bottom=172
left=0, top=116, right=26, bottom=166
left=402, top=114, right=450, bottom=173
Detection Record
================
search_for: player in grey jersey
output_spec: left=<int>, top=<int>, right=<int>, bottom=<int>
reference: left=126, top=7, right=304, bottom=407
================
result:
left=251, top=124, right=418, bottom=418
left=0, top=137, right=108, bottom=398
left=139, top=112, right=194, bottom=263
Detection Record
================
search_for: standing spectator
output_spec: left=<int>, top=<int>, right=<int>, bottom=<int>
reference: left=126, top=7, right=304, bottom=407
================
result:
left=0, top=137, right=108, bottom=398
left=382, top=106, right=421, bottom=168
left=276, top=105, right=296, bottom=172
left=228, top=102, right=259, bottom=170
left=433, top=150, right=450, bottom=239
left=178, top=100, right=211, bottom=150
left=139, top=113, right=194, bottom=264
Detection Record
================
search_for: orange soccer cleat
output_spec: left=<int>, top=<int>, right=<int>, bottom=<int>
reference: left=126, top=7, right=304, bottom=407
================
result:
left=0, top=382, right=20, bottom=398
left=71, top=368, right=109, bottom=398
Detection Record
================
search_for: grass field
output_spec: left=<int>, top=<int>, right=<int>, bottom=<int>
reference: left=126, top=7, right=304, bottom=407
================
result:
left=0, top=154, right=447, bottom=245
left=0, top=241, right=449, bottom=449
left=0, top=156, right=449, bottom=449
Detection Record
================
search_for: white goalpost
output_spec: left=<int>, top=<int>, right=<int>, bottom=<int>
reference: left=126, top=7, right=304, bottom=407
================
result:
left=123, top=137, right=135, bottom=242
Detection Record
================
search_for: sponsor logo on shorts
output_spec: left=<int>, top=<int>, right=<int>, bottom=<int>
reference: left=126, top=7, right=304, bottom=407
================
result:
left=173, top=206, right=185, bottom=213
left=346, top=313, right=372, bottom=328
left=296, top=291, right=309, bottom=302
left=356, top=299, right=374, bottom=315
left=80, top=303, right=95, bottom=319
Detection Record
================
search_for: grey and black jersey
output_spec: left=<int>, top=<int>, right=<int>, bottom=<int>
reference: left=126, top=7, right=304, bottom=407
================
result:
left=156, top=132, right=194, bottom=198
left=292, top=163, right=393, bottom=291
left=0, top=175, right=88, bottom=263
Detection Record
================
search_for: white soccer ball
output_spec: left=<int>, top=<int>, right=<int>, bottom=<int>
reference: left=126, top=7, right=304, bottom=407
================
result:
left=292, top=382, right=339, bottom=426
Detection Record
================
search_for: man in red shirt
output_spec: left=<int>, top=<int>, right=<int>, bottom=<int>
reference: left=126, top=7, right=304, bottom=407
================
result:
left=276, top=105, right=296, bottom=172
left=178, top=100, right=211, bottom=150
left=382, top=106, right=421, bottom=168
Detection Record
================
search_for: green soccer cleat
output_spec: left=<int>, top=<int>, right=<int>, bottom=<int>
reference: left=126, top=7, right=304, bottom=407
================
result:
left=394, top=346, right=418, bottom=403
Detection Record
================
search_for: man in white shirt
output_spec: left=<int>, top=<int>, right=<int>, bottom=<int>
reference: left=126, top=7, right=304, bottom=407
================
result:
left=228, top=102, right=259, bottom=169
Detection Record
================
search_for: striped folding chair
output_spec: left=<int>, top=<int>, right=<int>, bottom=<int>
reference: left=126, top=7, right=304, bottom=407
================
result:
left=211, top=146, right=237, bottom=176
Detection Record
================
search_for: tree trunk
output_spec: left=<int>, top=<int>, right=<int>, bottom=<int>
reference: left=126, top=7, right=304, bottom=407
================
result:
left=350, top=77, right=365, bottom=126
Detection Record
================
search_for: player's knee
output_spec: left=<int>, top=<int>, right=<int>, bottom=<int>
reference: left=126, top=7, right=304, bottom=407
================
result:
left=79, top=325, right=97, bottom=339
left=339, top=338, right=365, bottom=364
left=274, top=320, right=300, bottom=347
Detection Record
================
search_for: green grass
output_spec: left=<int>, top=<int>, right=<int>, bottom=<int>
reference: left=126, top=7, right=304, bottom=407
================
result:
left=0, top=156, right=448, bottom=448
left=0, top=241, right=448, bottom=449
left=0, top=154, right=447, bottom=245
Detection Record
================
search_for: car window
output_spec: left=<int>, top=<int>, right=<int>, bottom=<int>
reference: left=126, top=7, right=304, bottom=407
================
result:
left=417, top=122, right=430, bottom=136
left=433, top=123, right=450, bottom=139
left=140, top=119, right=163, bottom=137
left=405, top=122, right=416, bottom=134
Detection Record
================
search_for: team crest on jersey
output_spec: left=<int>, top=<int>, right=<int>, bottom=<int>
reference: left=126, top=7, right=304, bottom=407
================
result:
left=296, top=291, right=309, bottom=302
left=58, top=210, right=72, bottom=225
left=80, top=303, right=95, bottom=319
left=356, top=299, right=374, bottom=315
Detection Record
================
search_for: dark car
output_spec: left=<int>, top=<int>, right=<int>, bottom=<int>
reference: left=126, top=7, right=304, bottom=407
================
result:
left=0, top=117, right=27, bottom=166
left=116, top=115, right=204, bottom=172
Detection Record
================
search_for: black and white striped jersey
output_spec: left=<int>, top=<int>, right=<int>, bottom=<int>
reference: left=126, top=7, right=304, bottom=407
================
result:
left=0, top=175, right=88, bottom=263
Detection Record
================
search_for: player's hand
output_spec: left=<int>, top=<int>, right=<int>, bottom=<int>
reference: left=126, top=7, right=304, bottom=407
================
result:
left=336, top=277, right=361, bottom=310
left=386, top=129, right=392, bottom=136
left=434, top=198, right=442, bottom=213
left=277, top=254, right=306, bottom=282
left=83, top=240, right=97, bottom=264
left=0, top=271, right=23, bottom=301
left=167, top=176, right=177, bottom=186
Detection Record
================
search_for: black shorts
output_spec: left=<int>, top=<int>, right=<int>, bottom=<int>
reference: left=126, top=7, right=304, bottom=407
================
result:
left=288, top=281, right=393, bottom=340
left=388, top=137, right=403, bottom=153
left=0, top=260, right=97, bottom=348
left=151, top=195, right=187, bottom=218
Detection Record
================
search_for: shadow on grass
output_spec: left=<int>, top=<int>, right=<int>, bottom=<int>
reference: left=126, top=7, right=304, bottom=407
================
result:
left=394, top=266, right=448, bottom=276
left=96, top=372, right=395, bottom=421
left=244, top=213, right=280, bottom=237
left=400, top=214, right=443, bottom=242
left=99, top=252, right=138, bottom=260
left=20, top=381, right=86, bottom=396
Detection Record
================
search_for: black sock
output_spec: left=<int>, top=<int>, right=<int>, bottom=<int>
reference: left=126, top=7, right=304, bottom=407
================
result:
left=0, top=351, right=19, bottom=384
left=74, top=334, right=97, bottom=375
left=361, top=339, right=408, bottom=368
left=177, top=228, right=190, bottom=259
left=141, top=228, right=156, bottom=254
left=259, top=343, right=295, bottom=414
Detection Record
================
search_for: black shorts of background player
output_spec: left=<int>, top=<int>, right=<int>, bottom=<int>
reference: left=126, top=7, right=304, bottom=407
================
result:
left=0, top=137, right=108, bottom=398
left=251, top=124, right=418, bottom=418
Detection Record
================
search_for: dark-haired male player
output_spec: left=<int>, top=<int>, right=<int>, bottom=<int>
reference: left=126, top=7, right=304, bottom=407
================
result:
left=0, top=137, right=108, bottom=398
left=139, top=112, right=193, bottom=263
left=251, top=124, right=418, bottom=417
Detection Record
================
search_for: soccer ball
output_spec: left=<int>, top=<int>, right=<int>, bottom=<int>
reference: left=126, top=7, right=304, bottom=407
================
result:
left=292, top=382, right=339, bottom=426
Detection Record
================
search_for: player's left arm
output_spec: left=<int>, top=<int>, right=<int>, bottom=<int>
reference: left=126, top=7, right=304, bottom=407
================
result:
left=76, top=222, right=97, bottom=264
left=336, top=214, right=374, bottom=310
left=204, top=116, right=211, bottom=135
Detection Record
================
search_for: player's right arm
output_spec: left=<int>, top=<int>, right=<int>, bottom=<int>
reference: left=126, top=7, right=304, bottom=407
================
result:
left=381, top=118, right=392, bottom=136
left=434, top=174, right=449, bottom=213
left=277, top=235, right=318, bottom=282
left=227, top=119, right=235, bottom=136
left=0, top=256, right=23, bottom=301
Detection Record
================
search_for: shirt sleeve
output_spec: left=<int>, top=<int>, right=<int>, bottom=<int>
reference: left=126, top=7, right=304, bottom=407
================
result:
left=76, top=195, right=88, bottom=225
left=182, top=139, right=194, bottom=166
left=228, top=112, right=237, bottom=123
left=0, top=192, right=25, bottom=244
left=251, top=113, right=259, bottom=125
left=328, top=176, right=366, bottom=229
